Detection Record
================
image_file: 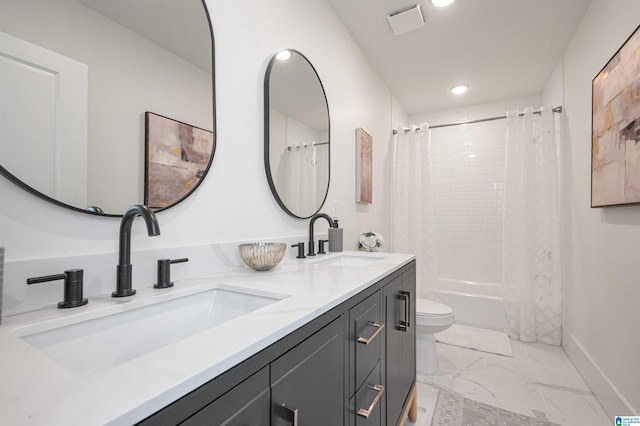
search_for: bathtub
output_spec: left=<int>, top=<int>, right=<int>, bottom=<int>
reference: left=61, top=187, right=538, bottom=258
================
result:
left=433, top=278, right=507, bottom=331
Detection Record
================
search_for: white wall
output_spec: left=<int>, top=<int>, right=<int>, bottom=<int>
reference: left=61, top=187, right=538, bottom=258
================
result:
left=542, top=59, right=564, bottom=109
left=559, top=0, right=640, bottom=416
left=204, top=0, right=393, bottom=246
left=0, top=0, right=393, bottom=269
left=391, top=94, right=408, bottom=130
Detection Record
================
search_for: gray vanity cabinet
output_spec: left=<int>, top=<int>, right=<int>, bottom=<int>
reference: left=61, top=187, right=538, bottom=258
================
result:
left=383, top=267, right=416, bottom=426
left=271, top=315, right=345, bottom=425
left=138, top=261, right=416, bottom=426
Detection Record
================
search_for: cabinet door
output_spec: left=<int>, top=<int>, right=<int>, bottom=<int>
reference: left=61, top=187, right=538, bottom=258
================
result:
left=383, top=267, right=416, bottom=426
left=271, top=316, right=345, bottom=426
left=181, top=366, right=270, bottom=426
left=401, top=268, right=416, bottom=391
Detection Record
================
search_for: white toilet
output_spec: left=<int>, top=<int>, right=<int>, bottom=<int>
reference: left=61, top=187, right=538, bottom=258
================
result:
left=415, top=297, right=455, bottom=375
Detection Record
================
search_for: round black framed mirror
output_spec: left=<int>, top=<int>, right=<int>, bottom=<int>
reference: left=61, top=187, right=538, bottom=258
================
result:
left=264, top=49, right=330, bottom=219
left=0, top=0, right=215, bottom=217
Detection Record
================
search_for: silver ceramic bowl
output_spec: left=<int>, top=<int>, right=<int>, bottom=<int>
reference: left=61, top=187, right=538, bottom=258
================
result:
left=238, top=242, right=287, bottom=271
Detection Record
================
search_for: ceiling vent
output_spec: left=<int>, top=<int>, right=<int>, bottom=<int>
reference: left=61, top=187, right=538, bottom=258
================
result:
left=387, top=4, right=425, bottom=36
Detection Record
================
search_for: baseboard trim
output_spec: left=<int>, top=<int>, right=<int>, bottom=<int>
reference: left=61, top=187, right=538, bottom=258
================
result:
left=562, top=327, right=637, bottom=417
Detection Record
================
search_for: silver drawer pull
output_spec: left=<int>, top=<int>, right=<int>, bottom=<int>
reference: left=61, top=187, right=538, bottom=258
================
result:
left=357, top=384, right=385, bottom=418
left=397, top=292, right=409, bottom=332
left=282, top=403, right=298, bottom=426
left=401, top=290, right=411, bottom=330
left=357, top=322, right=385, bottom=345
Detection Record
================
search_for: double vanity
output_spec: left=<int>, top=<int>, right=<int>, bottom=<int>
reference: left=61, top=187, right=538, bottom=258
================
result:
left=0, top=251, right=416, bottom=425
left=0, top=2, right=415, bottom=424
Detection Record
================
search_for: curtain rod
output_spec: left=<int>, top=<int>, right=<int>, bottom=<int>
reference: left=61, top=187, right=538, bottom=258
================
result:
left=286, top=141, right=329, bottom=151
left=392, top=105, right=563, bottom=135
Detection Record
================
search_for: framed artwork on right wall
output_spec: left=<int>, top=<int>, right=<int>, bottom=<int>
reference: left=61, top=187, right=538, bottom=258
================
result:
left=591, top=24, right=640, bottom=207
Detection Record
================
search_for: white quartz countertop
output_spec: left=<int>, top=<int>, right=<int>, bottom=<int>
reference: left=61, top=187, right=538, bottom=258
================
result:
left=0, top=251, right=414, bottom=425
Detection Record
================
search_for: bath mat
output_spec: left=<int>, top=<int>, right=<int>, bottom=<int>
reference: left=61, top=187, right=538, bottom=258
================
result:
left=431, top=390, right=560, bottom=426
left=435, top=324, right=513, bottom=357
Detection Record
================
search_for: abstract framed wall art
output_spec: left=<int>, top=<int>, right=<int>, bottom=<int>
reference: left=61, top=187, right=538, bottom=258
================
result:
left=144, top=112, right=214, bottom=208
left=356, top=127, right=373, bottom=204
left=591, top=25, right=640, bottom=207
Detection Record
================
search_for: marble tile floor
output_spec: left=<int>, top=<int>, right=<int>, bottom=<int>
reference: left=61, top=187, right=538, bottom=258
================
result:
left=407, top=340, right=611, bottom=426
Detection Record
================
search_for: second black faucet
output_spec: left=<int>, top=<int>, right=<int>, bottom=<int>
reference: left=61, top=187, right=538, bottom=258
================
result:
left=307, top=213, right=336, bottom=257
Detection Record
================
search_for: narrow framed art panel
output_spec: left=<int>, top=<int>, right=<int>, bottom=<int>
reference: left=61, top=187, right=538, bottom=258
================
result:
left=356, top=127, right=373, bottom=204
left=144, top=112, right=214, bottom=209
left=591, top=24, right=640, bottom=207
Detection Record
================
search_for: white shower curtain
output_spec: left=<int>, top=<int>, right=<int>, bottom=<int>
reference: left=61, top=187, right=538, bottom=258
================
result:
left=503, top=107, right=563, bottom=345
left=281, top=143, right=317, bottom=215
left=391, top=125, right=438, bottom=298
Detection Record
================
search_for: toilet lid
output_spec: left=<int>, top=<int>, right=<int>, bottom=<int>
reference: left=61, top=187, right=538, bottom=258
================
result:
left=416, top=298, right=453, bottom=316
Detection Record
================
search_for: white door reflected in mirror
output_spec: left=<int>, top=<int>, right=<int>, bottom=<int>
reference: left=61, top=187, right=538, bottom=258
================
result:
left=0, top=30, right=88, bottom=207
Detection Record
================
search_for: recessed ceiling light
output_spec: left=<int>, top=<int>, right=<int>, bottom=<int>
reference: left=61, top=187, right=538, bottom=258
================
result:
left=431, top=0, right=456, bottom=7
left=450, top=84, right=469, bottom=95
left=276, top=50, right=291, bottom=61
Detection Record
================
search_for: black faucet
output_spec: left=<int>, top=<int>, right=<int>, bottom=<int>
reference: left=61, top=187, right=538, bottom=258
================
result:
left=113, top=204, right=161, bottom=297
left=308, top=213, right=335, bottom=257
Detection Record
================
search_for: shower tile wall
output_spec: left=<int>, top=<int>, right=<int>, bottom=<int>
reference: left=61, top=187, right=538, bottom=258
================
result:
left=430, top=120, right=506, bottom=284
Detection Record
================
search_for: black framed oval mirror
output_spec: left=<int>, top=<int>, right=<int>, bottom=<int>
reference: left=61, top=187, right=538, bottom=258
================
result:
left=0, top=0, right=215, bottom=217
left=264, top=49, right=330, bottom=219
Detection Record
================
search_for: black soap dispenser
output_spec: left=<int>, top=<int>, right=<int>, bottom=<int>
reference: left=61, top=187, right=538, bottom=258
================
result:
left=328, top=218, right=343, bottom=252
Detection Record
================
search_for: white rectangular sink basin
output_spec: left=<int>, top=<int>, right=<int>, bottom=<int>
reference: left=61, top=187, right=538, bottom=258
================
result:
left=11, top=284, right=286, bottom=375
left=310, top=254, right=385, bottom=268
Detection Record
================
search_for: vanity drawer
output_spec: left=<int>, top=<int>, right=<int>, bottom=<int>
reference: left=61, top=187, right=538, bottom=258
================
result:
left=180, top=366, right=270, bottom=425
left=349, top=291, right=383, bottom=396
left=350, top=361, right=383, bottom=426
